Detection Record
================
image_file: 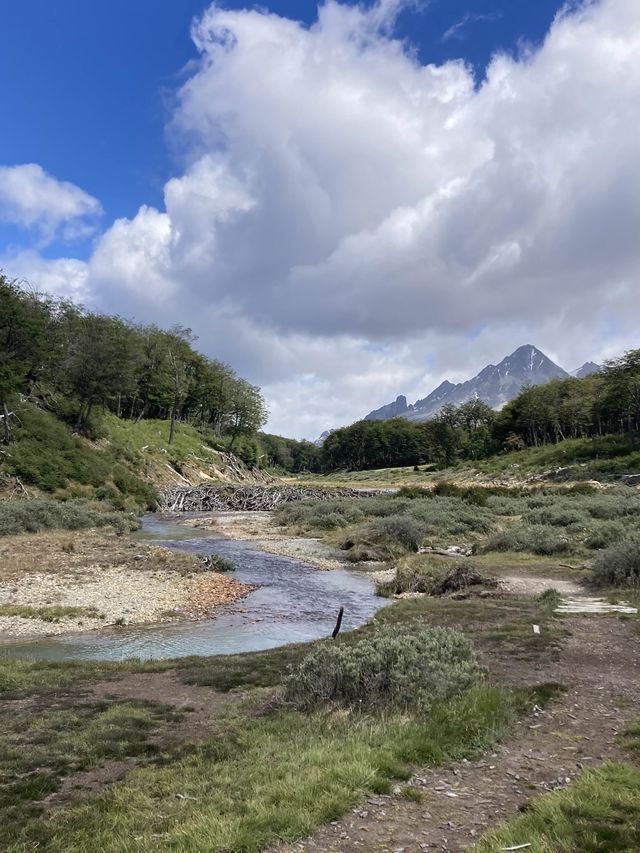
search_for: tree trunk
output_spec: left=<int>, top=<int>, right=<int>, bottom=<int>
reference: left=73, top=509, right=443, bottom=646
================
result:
left=168, top=400, right=178, bottom=446
left=1, top=399, right=11, bottom=444
left=75, top=401, right=85, bottom=431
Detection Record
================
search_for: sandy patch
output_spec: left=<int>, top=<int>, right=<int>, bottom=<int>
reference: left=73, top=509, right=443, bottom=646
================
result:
left=0, top=529, right=253, bottom=639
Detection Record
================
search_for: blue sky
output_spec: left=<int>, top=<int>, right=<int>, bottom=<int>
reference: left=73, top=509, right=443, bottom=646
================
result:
left=1, top=0, right=637, bottom=438
left=0, top=0, right=564, bottom=260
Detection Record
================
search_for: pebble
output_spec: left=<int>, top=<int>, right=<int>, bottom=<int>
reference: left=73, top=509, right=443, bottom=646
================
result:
left=0, top=561, right=252, bottom=637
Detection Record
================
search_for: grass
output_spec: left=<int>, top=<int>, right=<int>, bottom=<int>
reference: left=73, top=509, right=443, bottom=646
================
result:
left=0, top=698, right=183, bottom=849
left=472, top=762, right=640, bottom=852
left=0, top=604, right=102, bottom=622
left=104, top=415, right=251, bottom=491
left=618, top=719, right=640, bottom=753
left=7, top=686, right=522, bottom=852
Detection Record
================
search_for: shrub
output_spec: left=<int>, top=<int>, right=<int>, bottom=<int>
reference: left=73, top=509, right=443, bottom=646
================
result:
left=202, top=554, right=236, bottom=572
left=537, top=588, right=563, bottom=609
left=275, top=499, right=365, bottom=530
left=584, top=520, right=626, bottom=550
left=377, top=555, right=449, bottom=596
left=582, top=492, right=640, bottom=521
left=0, top=499, right=139, bottom=537
left=524, top=504, right=589, bottom=528
left=592, top=536, right=640, bottom=587
left=366, top=515, right=423, bottom=554
left=481, top=524, right=573, bottom=556
left=285, top=623, right=482, bottom=711
left=432, top=483, right=489, bottom=506
left=396, top=486, right=433, bottom=500
left=363, top=496, right=411, bottom=517
left=408, top=497, right=495, bottom=537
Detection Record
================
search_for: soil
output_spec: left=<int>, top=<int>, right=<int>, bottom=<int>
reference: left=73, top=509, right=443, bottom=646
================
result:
left=42, top=671, right=243, bottom=809
left=274, top=609, right=640, bottom=853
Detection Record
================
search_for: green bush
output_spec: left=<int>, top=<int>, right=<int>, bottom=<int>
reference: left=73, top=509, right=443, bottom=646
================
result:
left=275, top=499, right=365, bottom=530
left=395, top=486, right=433, bottom=500
left=377, top=555, right=449, bottom=596
left=407, top=497, right=495, bottom=537
left=0, top=499, right=139, bottom=537
left=432, top=483, right=490, bottom=506
left=481, top=523, right=573, bottom=556
left=366, top=514, right=423, bottom=553
left=285, top=623, right=482, bottom=711
left=3, top=403, right=157, bottom=510
left=524, top=504, right=589, bottom=528
left=584, top=520, right=626, bottom=550
left=592, top=536, right=640, bottom=587
left=582, top=492, right=640, bottom=521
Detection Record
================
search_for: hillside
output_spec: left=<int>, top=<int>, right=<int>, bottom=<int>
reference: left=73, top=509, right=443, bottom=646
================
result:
left=0, top=402, right=272, bottom=509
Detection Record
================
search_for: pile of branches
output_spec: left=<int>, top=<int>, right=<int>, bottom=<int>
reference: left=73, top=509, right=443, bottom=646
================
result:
left=431, top=564, right=498, bottom=596
left=158, top=484, right=380, bottom=512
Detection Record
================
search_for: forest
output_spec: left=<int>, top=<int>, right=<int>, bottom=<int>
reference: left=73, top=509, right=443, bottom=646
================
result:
left=317, top=352, right=640, bottom=472
left=0, top=275, right=267, bottom=448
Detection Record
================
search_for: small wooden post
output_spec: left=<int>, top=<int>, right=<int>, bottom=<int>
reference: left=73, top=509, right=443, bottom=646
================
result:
left=331, top=607, right=344, bottom=639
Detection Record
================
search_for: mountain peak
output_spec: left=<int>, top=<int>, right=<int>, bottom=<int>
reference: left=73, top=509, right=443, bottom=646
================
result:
left=572, top=361, right=601, bottom=379
left=363, top=344, right=571, bottom=424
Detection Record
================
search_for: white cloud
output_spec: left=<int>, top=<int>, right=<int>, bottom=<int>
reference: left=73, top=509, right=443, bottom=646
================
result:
left=442, top=12, right=502, bottom=43
left=0, top=163, right=101, bottom=243
left=6, top=0, right=640, bottom=437
left=1, top=250, right=90, bottom=302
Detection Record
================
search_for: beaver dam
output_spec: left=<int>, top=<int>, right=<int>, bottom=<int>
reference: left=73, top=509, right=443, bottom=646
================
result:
left=158, top=484, right=389, bottom=512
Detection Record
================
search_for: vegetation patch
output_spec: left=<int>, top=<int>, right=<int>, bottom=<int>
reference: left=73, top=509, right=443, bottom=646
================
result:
left=0, top=497, right=138, bottom=537
left=480, top=523, right=573, bottom=556
left=0, top=604, right=102, bottom=623
left=0, top=698, right=182, bottom=848
left=285, top=623, right=482, bottom=711
left=7, top=686, right=519, bottom=853
left=472, top=762, right=640, bottom=853
left=592, top=535, right=640, bottom=587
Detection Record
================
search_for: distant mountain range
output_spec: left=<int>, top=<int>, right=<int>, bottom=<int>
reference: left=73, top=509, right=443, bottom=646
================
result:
left=363, top=345, right=601, bottom=424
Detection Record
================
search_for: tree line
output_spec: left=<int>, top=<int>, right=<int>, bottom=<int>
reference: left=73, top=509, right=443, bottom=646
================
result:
left=316, top=350, right=640, bottom=472
left=0, top=275, right=267, bottom=446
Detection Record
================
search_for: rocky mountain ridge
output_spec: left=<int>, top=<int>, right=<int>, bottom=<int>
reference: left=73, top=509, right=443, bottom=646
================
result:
left=364, top=345, right=601, bottom=424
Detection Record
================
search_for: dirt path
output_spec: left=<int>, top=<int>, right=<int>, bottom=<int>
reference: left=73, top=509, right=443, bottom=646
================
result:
left=275, top=612, right=640, bottom=853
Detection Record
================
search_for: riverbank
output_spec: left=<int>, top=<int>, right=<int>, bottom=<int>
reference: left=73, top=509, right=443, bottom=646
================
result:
left=0, top=528, right=253, bottom=639
left=181, top=511, right=352, bottom=570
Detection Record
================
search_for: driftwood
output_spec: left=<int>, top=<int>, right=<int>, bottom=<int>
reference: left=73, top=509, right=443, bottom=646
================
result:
left=331, top=607, right=344, bottom=639
left=432, top=565, right=498, bottom=596
left=158, top=484, right=385, bottom=513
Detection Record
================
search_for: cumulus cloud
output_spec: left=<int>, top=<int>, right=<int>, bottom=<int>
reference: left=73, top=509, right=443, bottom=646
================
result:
left=0, top=163, right=101, bottom=243
left=7, top=0, right=640, bottom=436
left=1, top=250, right=90, bottom=301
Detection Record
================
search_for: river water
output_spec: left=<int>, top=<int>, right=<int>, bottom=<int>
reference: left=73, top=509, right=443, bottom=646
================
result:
left=1, top=514, right=388, bottom=662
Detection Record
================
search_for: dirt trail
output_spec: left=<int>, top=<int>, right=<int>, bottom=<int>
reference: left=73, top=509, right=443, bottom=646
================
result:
left=275, top=610, right=640, bottom=853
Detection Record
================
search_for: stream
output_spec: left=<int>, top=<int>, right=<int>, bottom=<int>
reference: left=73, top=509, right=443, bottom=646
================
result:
left=1, top=514, right=388, bottom=662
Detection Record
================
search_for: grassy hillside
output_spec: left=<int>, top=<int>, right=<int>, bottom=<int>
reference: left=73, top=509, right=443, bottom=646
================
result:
left=288, top=434, right=640, bottom=488
left=0, top=403, right=271, bottom=511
